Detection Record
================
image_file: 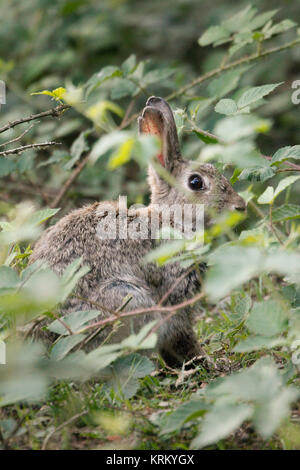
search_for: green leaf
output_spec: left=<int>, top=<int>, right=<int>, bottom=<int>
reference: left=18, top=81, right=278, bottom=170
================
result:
left=205, top=246, right=263, bottom=301
left=205, top=243, right=300, bottom=302
left=189, top=98, right=214, bottom=119
left=85, top=66, right=123, bottom=96
left=60, top=258, right=90, bottom=302
left=246, top=300, right=288, bottom=337
left=16, top=151, right=36, bottom=173
left=208, top=141, right=264, bottom=169
left=143, top=69, right=174, bottom=86
left=234, top=335, right=286, bottom=352
left=191, top=402, right=253, bottom=449
left=83, top=344, right=123, bottom=373
left=65, top=130, right=91, bottom=170
left=47, top=310, right=100, bottom=336
left=246, top=9, right=278, bottom=31
left=253, top=387, right=299, bottom=438
left=121, top=321, right=158, bottom=351
left=237, top=83, right=283, bottom=109
left=274, top=175, right=300, bottom=200
left=31, top=87, right=66, bottom=102
left=201, top=358, right=299, bottom=440
left=0, top=266, right=19, bottom=292
left=122, top=54, right=137, bottom=75
left=50, top=334, right=86, bottom=361
left=222, top=5, right=257, bottom=33
left=160, top=400, right=209, bottom=435
left=198, top=26, right=230, bottom=46
left=28, top=208, right=60, bottom=226
left=193, top=130, right=218, bottom=144
left=272, top=204, right=300, bottom=222
left=234, top=293, right=252, bottom=320
left=0, top=342, right=49, bottom=406
left=257, top=186, right=274, bottom=204
left=89, top=131, right=132, bottom=164
left=215, top=99, right=237, bottom=115
left=214, top=114, right=271, bottom=143
left=271, top=145, right=300, bottom=165
left=144, top=240, right=185, bottom=265
left=229, top=35, right=253, bottom=56
left=133, top=134, right=161, bottom=166
left=208, top=68, right=247, bottom=99
left=101, top=353, right=154, bottom=399
left=266, top=19, right=297, bottom=38
left=258, top=176, right=300, bottom=204
left=0, top=158, right=16, bottom=177
left=207, top=357, right=284, bottom=402
left=107, top=137, right=135, bottom=169
left=110, top=78, right=137, bottom=99
left=97, top=66, right=122, bottom=82
left=238, top=166, right=275, bottom=182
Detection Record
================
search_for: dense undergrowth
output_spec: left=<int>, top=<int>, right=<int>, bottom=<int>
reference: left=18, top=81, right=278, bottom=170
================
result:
left=1, top=2, right=300, bottom=450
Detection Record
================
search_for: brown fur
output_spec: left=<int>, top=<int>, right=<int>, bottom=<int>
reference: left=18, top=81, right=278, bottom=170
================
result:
left=30, top=97, right=246, bottom=367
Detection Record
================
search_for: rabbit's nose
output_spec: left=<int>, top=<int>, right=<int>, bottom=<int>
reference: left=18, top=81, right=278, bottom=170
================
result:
left=235, top=205, right=246, bottom=212
left=234, top=200, right=247, bottom=212
left=232, top=195, right=247, bottom=212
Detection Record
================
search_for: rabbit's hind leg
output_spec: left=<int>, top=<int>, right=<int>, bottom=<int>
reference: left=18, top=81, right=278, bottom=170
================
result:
left=157, top=314, right=201, bottom=368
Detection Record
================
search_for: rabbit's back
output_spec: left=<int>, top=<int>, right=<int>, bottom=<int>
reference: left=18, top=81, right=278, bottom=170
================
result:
left=31, top=200, right=201, bottom=309
left=31, top=202, right=155, bottom=286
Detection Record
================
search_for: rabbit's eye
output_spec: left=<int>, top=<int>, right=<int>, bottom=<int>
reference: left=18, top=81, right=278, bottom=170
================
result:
left=188, top=174, right=204, bottom=191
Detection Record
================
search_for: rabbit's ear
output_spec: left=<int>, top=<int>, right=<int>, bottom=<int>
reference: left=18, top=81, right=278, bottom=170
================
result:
left=138, top=96, right=181, bottom=171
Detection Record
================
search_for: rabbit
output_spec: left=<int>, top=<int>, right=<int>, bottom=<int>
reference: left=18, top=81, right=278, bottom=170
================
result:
left=30, top=96, right=246, bottom=367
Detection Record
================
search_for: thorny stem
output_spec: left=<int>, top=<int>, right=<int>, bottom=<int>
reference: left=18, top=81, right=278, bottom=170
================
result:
left=79, top=291, right=205, bottom=334
left=119, top=38, right=300, bottom=129
left=166, top=38, right=300, bottom=101
left=0, top=141, right=60, bottom=156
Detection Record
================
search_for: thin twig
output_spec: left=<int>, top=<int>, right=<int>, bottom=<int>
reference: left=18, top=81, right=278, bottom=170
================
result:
left=118, top=99, right=136, bottom=130
left=49, top=311, right=73, bottom=336
left=79, top=291, right=205, bottom=334
left=0, top=104, right=70, bottom=135
left=0, top=416, right=26, bottom=450
left=0, top=122, right=36, bottom=148
left=0, top=141, right=60, bottom=156
left=158, top=265, right=195, bottom=306
left=50, top=152, right=91, bottom=208
left=42, top=410, right=87, bottom=450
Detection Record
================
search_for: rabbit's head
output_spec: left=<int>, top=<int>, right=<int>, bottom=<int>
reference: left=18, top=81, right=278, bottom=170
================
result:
left=138, top=96, right=246, bottom=215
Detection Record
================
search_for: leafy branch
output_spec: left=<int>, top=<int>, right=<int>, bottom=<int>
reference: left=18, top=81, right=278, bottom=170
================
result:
left=121, top=37, right=300, bottom=129
left=0, top=104, right=69, bottom=135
